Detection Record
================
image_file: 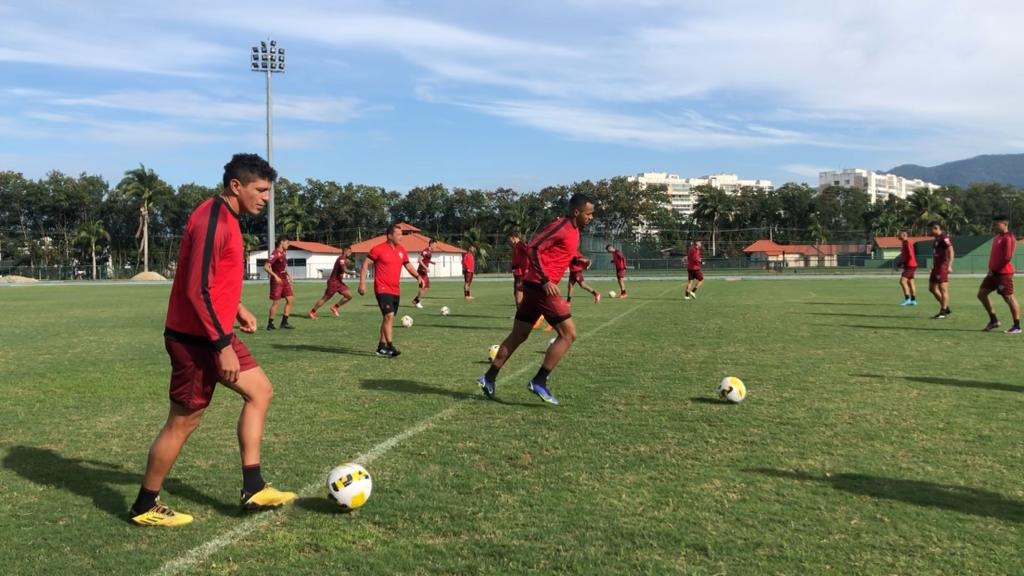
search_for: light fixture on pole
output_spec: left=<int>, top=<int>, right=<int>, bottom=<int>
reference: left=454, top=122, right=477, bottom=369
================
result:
left=250, top=38, right=285, bottom=251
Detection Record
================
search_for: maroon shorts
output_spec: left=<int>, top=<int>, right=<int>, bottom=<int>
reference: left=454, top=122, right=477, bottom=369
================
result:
left=688, top=269, right=704, bottom=281
left=615, top=269, right=626, bottom=279
left=513, top=275, right=524, bottom=293
left=929, top=267, right=949, bottom=284
left=464, top=272, right=474, bottom=284
left=270, top=279, right=293, bottom=300
left=417, top=269, right=430, bottom=288
left=324, top=280, right=351, bottom=298
left=569, top=271, right=584, bottom=286
left=901, top=267, right=916, bottom=280
left=981, top=273, right=1014, bottom=296
left=515, top=282, right=572, bottom=326
left=166, top=335, right=258, bottom=411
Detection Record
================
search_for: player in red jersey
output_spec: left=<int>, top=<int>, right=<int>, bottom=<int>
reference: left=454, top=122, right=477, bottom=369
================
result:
left=411, top=239, right=436, bottom=309
left=478, top=194, right=596, bottom=406
left=358, top=224, right=422, bottom=357
left=309, top=246, right=354, bottom=319
left=264, top=237, right=294, bottom=330
left=130, top=154, right=296, bottom=527
left=928, top=221, right=955, bottom=319
left=509, top=229, right=530, bottom=306
left=685, top=240, right=704, bottom=300
left=462, top=245, right=476, bottom=300
left=897, top=230, right=918, bottom=306
left=606, top=244, right=628, bottom=298
left=566, top=253, right=600, bottom=304
left=978, top=215, right=1020, bottom=333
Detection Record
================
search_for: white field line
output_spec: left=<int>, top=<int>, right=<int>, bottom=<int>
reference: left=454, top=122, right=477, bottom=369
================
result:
left=152, top=286, right=672, bottom=576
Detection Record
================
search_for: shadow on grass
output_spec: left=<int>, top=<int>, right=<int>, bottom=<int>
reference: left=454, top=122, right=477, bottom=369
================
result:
left=295, top=496, right=351, bottom=515
left=451, top=313, right=516, bottom=320
left=748, top=468, right=1024, bottom=524
left=270, top=343, right=379, bottom=357
left=854, top=373, right=1024, bottom=394
left=805, top=311, right=913, bottom=319
left=359, top=379, right=545, bottom=408
left=1, top=446, right=237, bottom=519
left=689, top=397, right=731, bottom=405
left=812, top=323, right=979, bottom=333
left=805, top=302, right=888, bottom=307
left=415, top=323, right=495, bottom=331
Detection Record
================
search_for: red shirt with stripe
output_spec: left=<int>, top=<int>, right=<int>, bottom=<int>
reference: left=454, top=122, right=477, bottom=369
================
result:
left=511, top=241, right=530, bottom=277
left=932, top=234, right=952, bottom=269
left=611, top=249, right=626, bottom=272
left=462, top=251, right=475, bottom=274
left=900, top=239, right=917, bottom=268
left=330, top=255, right=350, bottom=284
left=524, top=216, right=581, bottom=286
left=687, top=246, right=702, bottom=271
left=267, top=248, right=289, bottom=281
left=418, top=247, right=432, bottom=273
left=989, top=231, right=1016, bottom=274
left=164, top=196, right=242, bottom=350
left=569, top=254, right=586, bottom=274
left=368, top=241, right=409, bottom=296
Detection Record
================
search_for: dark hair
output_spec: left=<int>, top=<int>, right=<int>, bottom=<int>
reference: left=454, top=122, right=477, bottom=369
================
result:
left=993, top=214, right=1010, bottom=222
left=928, top=221, right=942, bottom=229
left=223, top=153, right=277, bottom=190
left=568, top=193, right=594, bottom=212
left=898, top=229, right=909, bottom=235
left=385, top=224, right=400, bottom=236
left=507, top=227, right=521, bottom=238
left=605, top=244, right=614, bottom=250
left=275, top=237, right=288, bottom=248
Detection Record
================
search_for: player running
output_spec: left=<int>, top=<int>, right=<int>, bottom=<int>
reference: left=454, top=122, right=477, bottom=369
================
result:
left=897, top=230, right=918, bottom=306
left=978, top=215, right=1021, bottom=333
left=566, top=253, right=600, bottom=304
left=411, top=238, right=436, bottom=309
left=309, top=246, right=354, bottom=319
left=477, top=193, right=596, bottom=406
left=358, top=224, right=423, bottom=357
left=463, top=245, right=476, bottom=300
left=264, top=237, right=294, bottom=330
left=509, top=228, right=529, bottom=306
left=130, top=153, right=296, bottom=527
left=607, top=244, right=628, bottom=298
left=928, top=221, right=954, bottom=319
left=685, top=240, right=704, bottom=300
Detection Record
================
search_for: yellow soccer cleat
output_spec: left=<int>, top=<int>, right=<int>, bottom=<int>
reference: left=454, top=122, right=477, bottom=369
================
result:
left=130, top=500, right=194, bottom=527
left=241, top=484, right=297, bottom=511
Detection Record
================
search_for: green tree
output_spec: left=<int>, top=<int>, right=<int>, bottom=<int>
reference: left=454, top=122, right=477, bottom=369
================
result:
left=75, top=219, right=110, bottom=280
left=119, top=164, right=171, bottom=272
left=277, top=190, right=318, bottom=241
left=462, top=227, right=493, bottom=269
left=692, top=185, right=735, bottom=256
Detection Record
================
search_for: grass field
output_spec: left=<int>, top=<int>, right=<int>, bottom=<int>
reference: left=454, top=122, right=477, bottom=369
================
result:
left=2, top=276, right=1023, bottom=575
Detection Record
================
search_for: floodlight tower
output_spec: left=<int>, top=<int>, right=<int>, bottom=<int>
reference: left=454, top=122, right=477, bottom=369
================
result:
left=250, top=39, right=285, bottom=250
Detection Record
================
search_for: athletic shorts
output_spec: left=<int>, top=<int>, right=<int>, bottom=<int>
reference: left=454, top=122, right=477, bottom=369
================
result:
left=323, top=280, right=351, bottom=298
left=568, top=271, right=585, bottom=286
left=929, top=267, right=949, bottom=284
left=376, top=293, right=400, bottom=316
left=417, top=269, right=430, bottom=288
left=981, top=273, right=1014, bottom=296
left=270, top=279, right=293, bottom=300
left=513, top=275, right=524, bottom=293
left=901, top=266, right=916, bottom=280
left=688, top=269, right=704, bottom=281
left=615, top=269, right=626, bottom=280
left=166, top=335, right=257, bottom=411
left=464, top=272, right=474, bottom=284
left=515, top=282, right=572, bottom=326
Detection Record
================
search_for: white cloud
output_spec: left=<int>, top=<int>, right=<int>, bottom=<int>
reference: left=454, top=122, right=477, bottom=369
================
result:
left=782, top=164, right=832, bottom=179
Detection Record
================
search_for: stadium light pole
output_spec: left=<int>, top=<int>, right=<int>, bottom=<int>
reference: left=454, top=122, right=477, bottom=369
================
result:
left=250, top=39, right=285, bottom=251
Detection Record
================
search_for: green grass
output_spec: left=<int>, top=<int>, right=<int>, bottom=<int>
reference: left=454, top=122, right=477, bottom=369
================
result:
left=1, top=277, right=1022, bottom=575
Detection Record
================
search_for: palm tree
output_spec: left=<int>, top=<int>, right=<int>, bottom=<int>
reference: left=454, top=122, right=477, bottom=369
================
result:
left=122, top=163, right=162, bottom=272
left=75, top=220, right=110, bottom=280
left=691, top=186, right=734, bottom=256
left=462, top=227, right=493, bottom=269
left=909, top=189, right=949, bottom=234
left=277, top=194, right=318, bottom=241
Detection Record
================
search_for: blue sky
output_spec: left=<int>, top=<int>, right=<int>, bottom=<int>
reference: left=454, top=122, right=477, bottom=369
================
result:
left=2, top=0, right=1023, bottom=192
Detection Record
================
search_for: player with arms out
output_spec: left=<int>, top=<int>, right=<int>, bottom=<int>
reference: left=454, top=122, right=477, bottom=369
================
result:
left=264, top=237, right=294, bottom=330
left=411, top=238, right=436, bottom=309
left=130, top=153, right=296, bottom=527
left=477, top=194, right=596, bottom=406
left=607, top=244, right=628, bottom=298
left=309, top=246, right=354, bottom=319
left=897, top=230, right=918, bottom=306
left=566, top=253, right=600, bottom=304
left=685, top=240, right=704, bottom=300
left=928, top=221, right=955, bottom=319
left=509, top=228, right=529, bottom=306
left=978, top=215, right=1021, bottom=333
left=358, top=224, right=422, bottom=357
left=462, top=245, right=476, bottom=300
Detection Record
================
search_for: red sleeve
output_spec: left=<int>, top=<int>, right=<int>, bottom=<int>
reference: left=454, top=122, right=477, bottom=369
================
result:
left=529, top=219, right=568, bottom=285
left=402, top=249, right=409, bottom=265
left=185, top=212, right=232, bottom=349
left=367, top=244, right=380, bottom=262
left=1006, top=237, right=1015, bottom=261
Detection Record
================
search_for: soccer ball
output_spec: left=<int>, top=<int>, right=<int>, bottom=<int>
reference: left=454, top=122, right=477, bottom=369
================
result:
left=440, top=306, right=450, bottom=316
left=718, top=376, right=746, bottom=403
left=609, top=290, right=617, bottom=298
left=488, top=344, right=500, bottom=361
left=326, top=463, right=372, bottom=510
left=401, top=315, right=414, bottom=328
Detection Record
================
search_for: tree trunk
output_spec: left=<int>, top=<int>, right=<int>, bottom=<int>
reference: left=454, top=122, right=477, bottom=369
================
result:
left=143, top=215, right=149, bottom=273
left=91, top=242, right=97, bottom=280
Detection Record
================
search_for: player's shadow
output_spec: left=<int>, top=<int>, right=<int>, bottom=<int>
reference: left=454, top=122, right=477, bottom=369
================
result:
left=1, top=446, right=237, bottom=519
left=805, top=301, right=887, bottom=307
left=416, top=322, right=495, bottom=331
left=748, top=468, right=1024, bottom=524
left=854, top=373, right=1024, bottom=394
left=805, top=312, right=911, bottom=319
left=270, top=343, right=379, bottom=357
left=359, top=379, right=544, bottom=408
left=451, top=313, right=513, bottom=319
left=813, top=323, right=979, bottom=333
left=294, top=496, right=354, bottom=515
left=689, top=397, right=732, bottom=405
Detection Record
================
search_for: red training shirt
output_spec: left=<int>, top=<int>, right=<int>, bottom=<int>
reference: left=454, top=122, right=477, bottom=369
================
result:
left=524, top=216, right=581, bottom=286
left=989, top=231, right=1016, bottom=274
left=569, top=254, right=585, bottom=274
left=511, top=241, right=529, bottom=277
left=687, top=246, right=702, bottom=271
left=900, top=239, right=917, bottom=268
left=330, top=255, right=349, bottom=284
left=267, top=248, right=289, bottom=282
left=462, top=251, right=475, bottom=274
left=418, top=247, right=432, bottom=273
left=611, top=249, right=626, bottom=272
left=368, top=241, right=409, bottom=296
left=932, top=234, right=952, bottom=269
left=164, top=196, right=242, bottom=350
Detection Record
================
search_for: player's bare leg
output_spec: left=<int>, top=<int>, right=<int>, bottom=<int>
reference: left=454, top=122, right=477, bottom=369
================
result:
left=378, top=312, right=398, bottom=356
left=527, top=318, right=577, bottom=405
left=280, top=295, right=295, bottom=328
left=979, top=287, right=1000, bottom=330
left=1005, top=293, right=1021, bottom=333
left=617, top=277, right=627, bottom=298
left=267, top=299, right=280, bottom=329
left=141, top=403, right=205, bottom=494
left=579, top=280, right=600, bottom=303
left=566, top=282, right=575, bottom=303
left=478, top=319, right=532, bottom=398
left=464, top=280, right=474, bottom=300
left=310, top=292, right=332, bottom=318
left=412, top=284, right=429, bottom=307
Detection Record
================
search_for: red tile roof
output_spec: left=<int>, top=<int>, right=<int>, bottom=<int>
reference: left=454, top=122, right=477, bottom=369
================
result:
left=349, top=222, right=465, bottom=254
left=874, top=236, right=931, bottom=249
left=288, top=240, right=344, bottom=254
left=743, top=240, right=869, bottom=257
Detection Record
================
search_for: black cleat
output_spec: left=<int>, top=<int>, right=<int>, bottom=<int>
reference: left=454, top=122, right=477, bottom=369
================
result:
left=267, top=321, right=276, bottom=331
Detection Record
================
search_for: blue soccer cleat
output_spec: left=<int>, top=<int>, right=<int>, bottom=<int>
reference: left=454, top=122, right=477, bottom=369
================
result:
left=527, top=380, right=559, bottom=405
left=477, top=375, right=496, bottom=399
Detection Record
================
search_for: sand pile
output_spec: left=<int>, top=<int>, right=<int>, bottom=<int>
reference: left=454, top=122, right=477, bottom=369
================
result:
left=131, top=271, right=167, bottom=281
left=1, top=275, right=39, bottom=283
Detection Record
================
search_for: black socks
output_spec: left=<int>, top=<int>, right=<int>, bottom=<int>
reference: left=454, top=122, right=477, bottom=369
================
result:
left=131, top=486, right=159, bottom=513
left=243, top=464, right=266, bottom=494
left=485, top=365, right=500, bottom=382
left=533, top=367, right=550, bottom=386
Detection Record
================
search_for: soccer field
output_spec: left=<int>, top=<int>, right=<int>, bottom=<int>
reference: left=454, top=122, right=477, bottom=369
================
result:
left=1, top=277, right=1022, bottom=575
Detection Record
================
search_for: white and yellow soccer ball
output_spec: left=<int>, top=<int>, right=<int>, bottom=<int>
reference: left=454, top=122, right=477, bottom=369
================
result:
left=609, top=290, right=617, bottom=298
left=401, top=315, right=414, bottom=328
left=440, top=306, right=450, bottom=316
left=326, top=463, right=372, bottom=510
left=718, top=376, right=746, bottom=403
left=488, top=344, right=500, bottom=361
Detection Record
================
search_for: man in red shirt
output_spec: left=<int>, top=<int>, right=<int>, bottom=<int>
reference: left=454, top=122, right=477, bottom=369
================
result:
left=411, top=239, right=436, bottom=309
left=978, top=215, right=1020, bottom=333
left=130, top=154, right=296, bottom=527
left=478, top=194, right=596, bottom=406
left=309, top=246, right=354, bottom=319
left=928, top=221, right=955, bottom=319
left=462, top=245, right=476, bottom=300
left=566, top=253, right=600, bottom=304
left=606, top=244, right=628, bottom=298
left=264, top=238, right=294, bottom=330
left=358, top=224, right=422, bottom=357
left=685, top=240, right=704, bottom=300
left=509, top=228, right=530, bottom=306
left=897, top=230, right=918, bottom=306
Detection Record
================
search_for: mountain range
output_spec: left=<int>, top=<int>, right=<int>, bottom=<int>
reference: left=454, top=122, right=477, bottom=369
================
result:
left=888, top=154, right=1024, bottom=188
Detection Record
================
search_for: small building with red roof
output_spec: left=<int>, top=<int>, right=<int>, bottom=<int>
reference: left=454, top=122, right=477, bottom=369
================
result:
left=872, top=236, right=932, bottom=261
left=743, top=240, right=870, bottom=267
left=248, top=240, right=347, bottom=280
left=349, top=223, right=466, bottom=279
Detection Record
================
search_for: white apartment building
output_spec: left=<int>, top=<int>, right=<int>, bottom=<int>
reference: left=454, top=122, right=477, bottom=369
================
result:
left=630, top=172, right=774, bottom=217
left=818, top=168, right=939, bottom=203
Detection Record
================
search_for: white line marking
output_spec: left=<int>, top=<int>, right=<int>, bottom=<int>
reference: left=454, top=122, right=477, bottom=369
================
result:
left=152, top=286, right=671, bottom=576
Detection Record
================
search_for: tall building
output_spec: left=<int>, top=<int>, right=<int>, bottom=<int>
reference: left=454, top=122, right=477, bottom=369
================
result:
left=629, top=172, right=774, bottom=217
left=818, top=168, right=939, bottom=203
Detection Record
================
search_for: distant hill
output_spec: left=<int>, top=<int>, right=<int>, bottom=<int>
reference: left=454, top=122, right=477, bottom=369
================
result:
left=888, top=154, right=1024, bottom=188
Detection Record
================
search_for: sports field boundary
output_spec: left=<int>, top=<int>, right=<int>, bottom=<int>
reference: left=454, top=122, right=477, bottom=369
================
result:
left=151, top=284, right=675, bottom=576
